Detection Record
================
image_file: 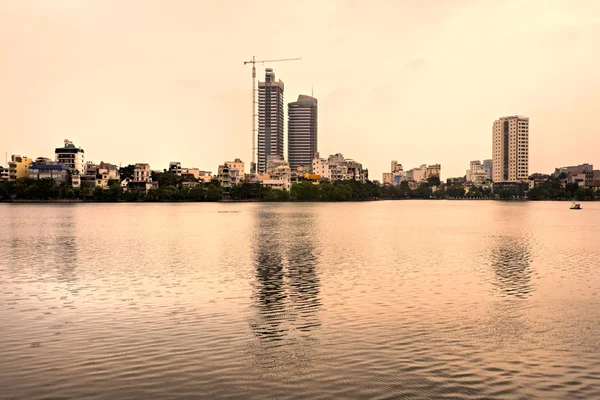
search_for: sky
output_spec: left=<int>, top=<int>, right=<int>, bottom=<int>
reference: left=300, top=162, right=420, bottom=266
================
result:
left=1, top=0, right=599, bottom=180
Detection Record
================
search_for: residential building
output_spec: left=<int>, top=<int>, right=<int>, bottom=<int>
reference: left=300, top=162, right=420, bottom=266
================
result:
left=382, top=173, right=392, bottom=185
left=262, top=177, right=291, bottom=191
left=134, top=163, right=152, bottom=182
left=0, top=166, right=9, bottom=181
left=257, top=68, right=284, bottom=174
left=553, top=163, right=594, bottom=178
left=288, top=94, right=318, bottom=171
left=482, top=159, right=493, bottom=179
left=30, top=162, right=70, bottom=185
left=311, top=153, right=368, bottom=183
left=224, top=159, right=245, bottom=185
left=391, top=161, right=403, bottom=174
left=132, top=163, right=156, bottom=192
left=217, top=165, right=232, bottom=188
left=71, top=171, right=81, bottom=188
left=426, top=164, right=441, bottom=179
left=55, top=139, right=85, bottom=173
left=197, top=171, right=212, bottom=183
left=467, top=160, right=490, bottom=184
left=492, top=115, right=529, bottom=182
left=181, top=168, right=200, bottom=180
left=492, top=181, right=530, bottom=196
left=8, top=155, right=33, bottom=181
left=169, top=162, right=182, bottom=175
left=266, top=155, right=288, bottom=174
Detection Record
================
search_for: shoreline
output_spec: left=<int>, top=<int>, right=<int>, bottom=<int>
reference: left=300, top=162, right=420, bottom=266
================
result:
left=1, top=198, right=595, bottom=204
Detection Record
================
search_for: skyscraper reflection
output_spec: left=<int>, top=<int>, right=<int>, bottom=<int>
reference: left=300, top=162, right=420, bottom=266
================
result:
left=249, top=205, right=321, bottom=370
left=489, top=235, right=534, bottom=299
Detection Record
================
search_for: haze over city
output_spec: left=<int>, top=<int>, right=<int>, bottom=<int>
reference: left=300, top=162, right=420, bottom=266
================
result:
left=1, top=0, right=599, bottom=179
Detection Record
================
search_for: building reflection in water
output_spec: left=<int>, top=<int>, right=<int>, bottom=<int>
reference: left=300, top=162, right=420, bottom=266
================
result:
left=249, top=206, right=321, bottom=369
left=489, top=234, right=534, bottom=299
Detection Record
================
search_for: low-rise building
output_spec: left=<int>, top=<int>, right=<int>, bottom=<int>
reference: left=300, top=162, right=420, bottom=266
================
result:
left=71, top=171, right=81, bottom=188
left=312, top=153, right=368, bottom=182
left=198, top=171, right=212, bottom=183
left=30, top=162, right=70, bottom=185
left=382, top=173, right=392, bottom=185
left=0, top=166, right=9, bottom=181
left=8, top=155, right=33, bottom=181
left=224, top=159, right=245, bottom=185
left=554, top=163, right=593, bottom=177
left=133, top=163, right=156, bottom=191
left=217, top=164, right=232, bottom=188
left=169, top=162, right=182, bottom=176
left=404, top=164, right=441, bottom=183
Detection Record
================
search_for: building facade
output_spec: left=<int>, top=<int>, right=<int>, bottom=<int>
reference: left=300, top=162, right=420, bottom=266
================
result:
left=257, top=69, right=285, bottom=174
left=55, top=139, right=85, bottom=173
left=8, top=155, right=33, bottom=181
left=492, top=116, right=529, bottom=182
left=382, top=173, right=392, bottom=185
left=134, top=163, right=152, bottom=182
left=224, top=159, right=245, bottom=185
left=554, top=163, right=593, bottom=177
left=30, top=163, right=70, bottom=185
left=0, top=166, right=9, bottom=181
left=288, top=94, right=318, bottom=171
left=169, top=162, right=182, bottom=175
left=482, top=159, right=493, bottom=179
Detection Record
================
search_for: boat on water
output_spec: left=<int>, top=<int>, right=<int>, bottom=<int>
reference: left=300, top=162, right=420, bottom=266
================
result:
left=570, top=202, right=582, bottom=210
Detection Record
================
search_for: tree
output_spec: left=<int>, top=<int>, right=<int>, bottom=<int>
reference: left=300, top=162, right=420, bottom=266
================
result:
left=427, top=176, right=441, bottom=187
left=290, top=182, right=320, bottom=201
left=119, top=164, right=135, bottom=180
left=106, top=183, right=123, bottom=201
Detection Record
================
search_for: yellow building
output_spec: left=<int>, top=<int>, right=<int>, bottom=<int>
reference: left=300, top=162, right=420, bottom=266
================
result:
left=8, top=155, right=33, bottom=180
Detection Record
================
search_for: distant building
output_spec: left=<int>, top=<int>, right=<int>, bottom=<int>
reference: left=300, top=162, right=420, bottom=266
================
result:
left=71, top=171, right=81, bottom=188
left=553, top=163, right=593, bottom=177
left=492, top=181, right=530, bottom=196
left=492, top=115, right=529, bottom=182
left=311, top=153, right=368, bottom=183
left=8, top=155, right=33, bottom=181
left=391, top=161, right=403, bottom=174
left=169, top=162, right=182, bottom=176
left=382, top=172, right=392, bottom=185
left=224, top=159, right=245, bottom=185
left=197, top=171, right=212, bottom=183
left=134, top=163, right=151, bottom=182
left=288, top=94, right=318, bottom=171
left=482, top=159, right=493, bottom=179
left=404, top=164, right=441, bottom=183
left=0, top=166, right=9, bottom=181
left=217, top=164, right=232, bottom=188
left=55, top=139, right=85, bottom=173
left=467, top=160, right=490, bottom=185
left=258, top=69, right=285, bottom=174
left=30, top=162, right=70, bottom=185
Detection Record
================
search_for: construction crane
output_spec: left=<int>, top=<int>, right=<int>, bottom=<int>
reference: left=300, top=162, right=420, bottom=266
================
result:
left=244, top=56, right=301, bottom=173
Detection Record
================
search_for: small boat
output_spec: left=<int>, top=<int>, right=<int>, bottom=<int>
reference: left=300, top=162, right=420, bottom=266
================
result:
left=570, top=202, right=582, bottom=210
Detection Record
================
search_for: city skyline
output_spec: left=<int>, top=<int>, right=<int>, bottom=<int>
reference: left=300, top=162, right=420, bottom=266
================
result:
left=1, top=1, right=600, bottom=180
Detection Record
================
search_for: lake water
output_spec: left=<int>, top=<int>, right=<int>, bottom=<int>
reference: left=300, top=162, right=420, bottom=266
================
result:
left=1, top=201, right=599, bottom=399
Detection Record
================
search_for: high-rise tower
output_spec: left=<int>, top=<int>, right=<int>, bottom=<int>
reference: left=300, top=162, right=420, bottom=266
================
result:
left=287, top=95, right=318, bottom=171
left=492, top=116, right=529, bottom=182
left=257, top=69, right=284, bottom=174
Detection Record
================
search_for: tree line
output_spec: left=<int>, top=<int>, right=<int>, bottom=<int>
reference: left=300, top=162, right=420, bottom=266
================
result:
left=1, top=174, right=597, bottom=202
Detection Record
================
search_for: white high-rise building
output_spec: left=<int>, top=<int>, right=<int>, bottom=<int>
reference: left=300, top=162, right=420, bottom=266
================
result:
left=492, top=116, right=529, bottom=182
left=55, top=139, right=85, bottom=173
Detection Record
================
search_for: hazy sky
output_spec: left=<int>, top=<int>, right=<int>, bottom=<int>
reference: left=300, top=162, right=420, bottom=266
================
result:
left=1, top=0, right=599, bottom=179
